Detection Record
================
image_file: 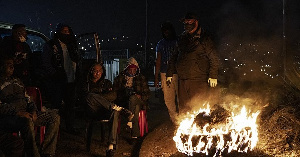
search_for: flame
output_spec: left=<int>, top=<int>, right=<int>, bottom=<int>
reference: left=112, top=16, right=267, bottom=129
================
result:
left=173, top=104, right=260, bottom=156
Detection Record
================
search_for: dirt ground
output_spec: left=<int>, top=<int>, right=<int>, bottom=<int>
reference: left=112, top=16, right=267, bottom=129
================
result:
left=54, top=84, right=300, bottom=157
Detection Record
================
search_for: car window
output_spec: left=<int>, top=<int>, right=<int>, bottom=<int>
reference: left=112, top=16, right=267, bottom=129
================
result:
left=26, top=34, right=46, bottom=52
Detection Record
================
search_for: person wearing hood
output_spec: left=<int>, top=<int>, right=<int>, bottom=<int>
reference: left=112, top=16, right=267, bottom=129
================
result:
left=41, top=23, right=81, bottom=134
left=154, top=21, right=179, bottom=124
left=113, top=57, right=151, bottom=143
left=166, top=12, right=219, bottom=112
left=82, top=62, right=133, bottom=157
left=0, top=24, right=32, bottom=85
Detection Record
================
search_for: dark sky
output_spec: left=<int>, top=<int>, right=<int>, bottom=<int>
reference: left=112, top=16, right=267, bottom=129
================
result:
left=1, top=0, right=300, bottom=86
left=0, top=0, right=291, bottom=43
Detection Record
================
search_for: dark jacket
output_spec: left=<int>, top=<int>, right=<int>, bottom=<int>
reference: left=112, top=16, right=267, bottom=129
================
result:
left=113, top=58, right=151, bottom=106
left=41, top=38, right=80, bottom=83
left=0, top=76, right=36, bottom=118
left=167, top=28, right=219, bottom=81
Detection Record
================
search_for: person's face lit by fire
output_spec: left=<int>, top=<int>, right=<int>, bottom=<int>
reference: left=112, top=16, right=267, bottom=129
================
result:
left=91, top=64, right=103, bottom=82
left=128, top=67, right=137, bottom=76
left=183, top=18, right=199, bottom=34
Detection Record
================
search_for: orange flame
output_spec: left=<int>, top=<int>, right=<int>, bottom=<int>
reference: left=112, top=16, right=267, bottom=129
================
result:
left=173, top=104, right=260, bottom=156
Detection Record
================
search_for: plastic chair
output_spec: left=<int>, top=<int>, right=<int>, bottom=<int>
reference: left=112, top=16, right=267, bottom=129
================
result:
left=139, top=109, right=148, bottom=137
left=25, top=86, right=46, bottom=145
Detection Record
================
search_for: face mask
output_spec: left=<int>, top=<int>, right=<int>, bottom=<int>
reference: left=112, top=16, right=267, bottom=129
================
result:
left=19, top=35, right=26, bottom=42
left=59, top=34, right=72, bottom=44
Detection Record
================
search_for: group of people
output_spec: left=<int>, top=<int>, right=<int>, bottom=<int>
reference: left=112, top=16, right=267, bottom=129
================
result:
left=0, top=11, right=219, bottom=157
left=0, top=23, right=150, bottom=157
left=155, top=12, right=219, bottom=124
left=84, top=57, right=150, bottom=156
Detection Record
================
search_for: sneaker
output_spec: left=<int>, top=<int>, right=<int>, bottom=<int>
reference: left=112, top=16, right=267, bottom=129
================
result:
left=106, top=149, right=115, bottom=157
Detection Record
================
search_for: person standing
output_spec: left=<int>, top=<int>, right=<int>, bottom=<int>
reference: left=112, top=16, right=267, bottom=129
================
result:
left=41, top=23, right=81, bottom=134
left=167, top=12, right=219, bottom=112
left=154, top=21, right=179, bottom=124
left=0, top=24, right=32, bottom=85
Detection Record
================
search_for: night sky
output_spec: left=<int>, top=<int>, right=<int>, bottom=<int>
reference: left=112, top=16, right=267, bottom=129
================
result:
left=1, top=0, right=293, bottom=43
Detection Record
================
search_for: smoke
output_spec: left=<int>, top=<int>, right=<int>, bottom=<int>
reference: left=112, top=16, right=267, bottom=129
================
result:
left=213, top=1, right=286, bottom=90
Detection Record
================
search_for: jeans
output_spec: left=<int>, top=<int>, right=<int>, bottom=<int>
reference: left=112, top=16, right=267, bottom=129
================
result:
left=86, top=93, right=120, bottom=145
left=43, top=80, right=75, bottom=131
left=128, top=95, right=145, bottom=137
left=160, top=73, right=179, bottom=123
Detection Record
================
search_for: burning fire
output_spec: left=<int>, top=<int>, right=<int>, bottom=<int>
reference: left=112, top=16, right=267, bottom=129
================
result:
left=173, top=104, right=260, bottom=156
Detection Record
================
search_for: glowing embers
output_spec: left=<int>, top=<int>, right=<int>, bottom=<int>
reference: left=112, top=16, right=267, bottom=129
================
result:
left=173, top=104, right=260, bottom=156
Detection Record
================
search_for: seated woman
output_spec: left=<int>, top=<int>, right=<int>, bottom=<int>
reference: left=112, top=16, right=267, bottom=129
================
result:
left=82, top=62, right=132, bottom=157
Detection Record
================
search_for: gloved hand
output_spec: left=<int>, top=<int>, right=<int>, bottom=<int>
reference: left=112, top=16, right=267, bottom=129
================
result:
left=166, top=77, right=172, bottom=86
left=208, top=78, right=217, bottom=87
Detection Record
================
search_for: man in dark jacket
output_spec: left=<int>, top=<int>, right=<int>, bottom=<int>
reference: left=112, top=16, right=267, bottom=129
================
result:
left=0, top=56, right=60, bottom=157
left=83, top=62, right=133, bottom=157
left=113, top=57, right=151, bottom=142
left=0, top=24, right=32, bottom=85
left=167, top=12, right=219, bottom=112
left=41, top=23, right=80, bottom=134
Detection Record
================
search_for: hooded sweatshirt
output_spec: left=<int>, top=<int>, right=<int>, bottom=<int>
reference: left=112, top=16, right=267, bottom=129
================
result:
left=113, top=57, right=150, bottom=105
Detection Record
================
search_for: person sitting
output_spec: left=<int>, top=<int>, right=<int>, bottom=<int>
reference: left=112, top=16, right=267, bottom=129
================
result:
left=113, top=57, right=151, bottom=143
left=0, top=56, right=60, bottom=157
left=82, top=62, right=133, bottom=157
